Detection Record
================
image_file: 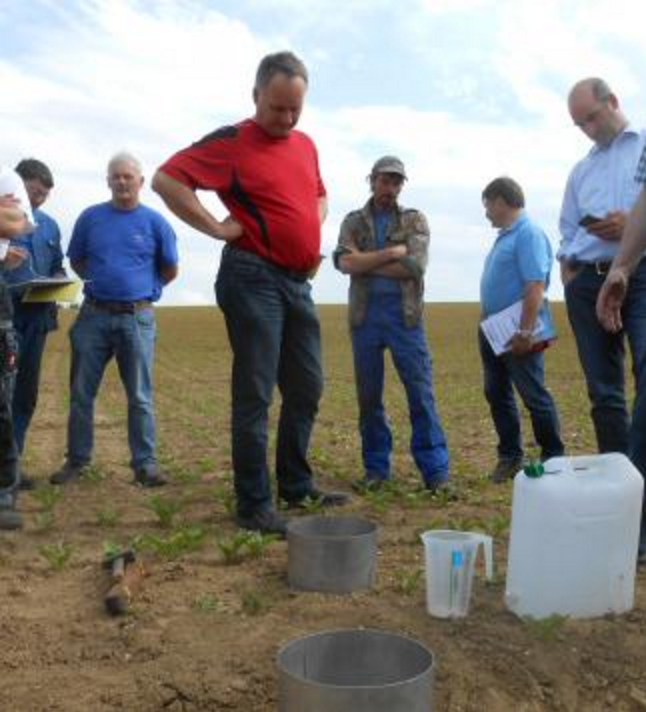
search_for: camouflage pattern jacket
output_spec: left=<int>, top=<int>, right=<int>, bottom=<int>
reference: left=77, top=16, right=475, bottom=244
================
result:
left=333, top=200, right=430, bottom=328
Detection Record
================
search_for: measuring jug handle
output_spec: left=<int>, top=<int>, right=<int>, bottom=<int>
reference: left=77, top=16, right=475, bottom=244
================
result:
left=475, top=533, right=494, bottom=580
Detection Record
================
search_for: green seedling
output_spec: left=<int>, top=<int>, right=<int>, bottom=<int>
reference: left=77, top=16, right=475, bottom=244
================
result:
left=81, top=464, right=106, bottom=484
left=297, top=495, right=326, bottom=514
left=394, top=567, right=424, bottom=596
left=524, top=614, right=568, bottom=642
left=146, top=495, right=183, bottom=528
left=96, top=507, right=121, bottom=528
left=32, top=485, right=63, bottom=512
left=242, top=531, right=279, bottom=558
left=212, top=486, right=236, bottom=515
left=102, top=540, right=123, bottom=559
left=133, top=525, right=206, bottom=559
left=216, top=531, right=252, bottom=565
left=240, top=587, right=270, bottom=616
left=488, top=513, right=511, bottom=538
left=193, top=593, right=220, bottom=613
left=39, top=541, right=74, bottom=571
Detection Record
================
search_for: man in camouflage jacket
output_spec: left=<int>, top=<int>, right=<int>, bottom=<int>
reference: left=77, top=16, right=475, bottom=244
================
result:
left=333, top=156, right=450, bottom=491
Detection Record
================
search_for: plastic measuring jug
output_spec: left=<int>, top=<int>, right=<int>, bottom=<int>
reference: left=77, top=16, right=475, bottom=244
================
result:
left=420, top=530, right=493, bottom=618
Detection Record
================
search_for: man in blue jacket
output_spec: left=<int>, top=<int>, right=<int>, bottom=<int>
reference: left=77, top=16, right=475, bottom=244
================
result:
left=7, top=160, right=65, bottom=488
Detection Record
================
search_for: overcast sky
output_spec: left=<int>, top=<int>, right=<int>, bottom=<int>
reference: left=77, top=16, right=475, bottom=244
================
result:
left=2, top=0, right=645, bottom=305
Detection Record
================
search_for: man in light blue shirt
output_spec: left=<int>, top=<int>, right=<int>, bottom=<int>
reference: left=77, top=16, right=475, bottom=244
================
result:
left=559, top=78, right=646, bottom=504
left=480, top=177, right=563, bottom=483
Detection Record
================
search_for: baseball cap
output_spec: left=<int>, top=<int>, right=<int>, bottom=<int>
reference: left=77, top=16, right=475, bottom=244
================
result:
left=371, top=156, right=407, bottom=179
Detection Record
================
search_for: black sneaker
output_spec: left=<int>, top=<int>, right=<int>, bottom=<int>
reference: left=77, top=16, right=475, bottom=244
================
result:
left=50, top=462, right=84, bottom=485
left=281, top=487, right=350, bottom=510
left=0, top=494, right=23, bottom=530
left=134, top=467, right=168, bottom=488
left=236, top=509, right=288, bottom=538
left=488, top=458, right=523, bottom=484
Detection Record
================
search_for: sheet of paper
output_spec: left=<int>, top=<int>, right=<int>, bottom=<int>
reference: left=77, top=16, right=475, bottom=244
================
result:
left=480, top=300, right=549, bottom=356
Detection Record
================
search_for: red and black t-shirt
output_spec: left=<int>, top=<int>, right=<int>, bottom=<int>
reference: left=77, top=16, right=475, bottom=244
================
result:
left=158, top=119, right=326, bottom=272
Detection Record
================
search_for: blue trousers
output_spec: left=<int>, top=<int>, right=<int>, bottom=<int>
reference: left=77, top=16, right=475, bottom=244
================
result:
left=66, top=304, right=158, bottom=471
left=215, top=247, right=323, bottom=517
left=565, top=260, right=646, bottom=549
left=478, top=328, right=564, bottom=461
left=351, top=293, right=449, bottom=487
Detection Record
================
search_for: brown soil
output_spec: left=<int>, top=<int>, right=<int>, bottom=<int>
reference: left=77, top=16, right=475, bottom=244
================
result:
left=2, top=305, right=646, bottom=712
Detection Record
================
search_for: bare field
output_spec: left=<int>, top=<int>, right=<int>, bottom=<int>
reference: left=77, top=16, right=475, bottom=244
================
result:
left=2, top=303, right=646, bottom=711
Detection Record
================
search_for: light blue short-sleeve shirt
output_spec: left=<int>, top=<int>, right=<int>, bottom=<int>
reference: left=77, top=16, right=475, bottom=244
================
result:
left=480, top=213, right=553, bottom=318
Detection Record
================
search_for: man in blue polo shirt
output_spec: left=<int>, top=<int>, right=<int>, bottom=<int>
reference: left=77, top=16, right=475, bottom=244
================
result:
left=6, top=159, right=65, bottom=489
left=50, top=152, right=179, bottom=487
left=479, top=177, right=564, bottom=483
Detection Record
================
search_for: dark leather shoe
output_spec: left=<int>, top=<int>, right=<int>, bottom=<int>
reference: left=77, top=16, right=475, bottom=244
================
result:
left=282, top=487, right=350, bottom=510
left=134, top=467, right=168, bottom=488
left=488, top=458, right=523, bottom=484
left=236, top=509, right=288, bottom=538
left=50, top=462, right=84, bottom=485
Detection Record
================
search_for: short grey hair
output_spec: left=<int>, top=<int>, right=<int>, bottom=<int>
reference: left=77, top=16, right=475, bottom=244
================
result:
left=255, top=51, right=308, bottom=90
left=107, top=151, right=142, bottom=175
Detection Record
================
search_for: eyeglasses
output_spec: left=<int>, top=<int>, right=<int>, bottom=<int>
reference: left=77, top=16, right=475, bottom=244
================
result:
left=573, top=103, right=607, bottom=128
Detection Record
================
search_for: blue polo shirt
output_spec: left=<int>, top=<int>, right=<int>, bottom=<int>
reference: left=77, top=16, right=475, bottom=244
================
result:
left=480, top=212, right=553, bottom=318
left=68, top=202, right=178, bottom=302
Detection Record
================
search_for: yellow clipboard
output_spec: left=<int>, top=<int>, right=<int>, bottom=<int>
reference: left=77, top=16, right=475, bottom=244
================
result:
left=22, top=281, right=82, bottom=304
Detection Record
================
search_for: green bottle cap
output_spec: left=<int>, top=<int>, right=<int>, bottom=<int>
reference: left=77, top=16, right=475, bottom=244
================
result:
left=524, top=461, right=545, bottom=478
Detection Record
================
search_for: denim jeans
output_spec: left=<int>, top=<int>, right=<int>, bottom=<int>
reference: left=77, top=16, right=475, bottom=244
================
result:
left=67, top=304, right=158, bottom=471
left=478, top=329, right=564, bottom=461
left=565, top=260, right=646, bottom=545
left=215, top=247, right=323, bottom=517
left=12, top=318, right=48, bottom=454
left=351, top=292, right=449, bottom=487
left=0, top=329, right=19, bottom=494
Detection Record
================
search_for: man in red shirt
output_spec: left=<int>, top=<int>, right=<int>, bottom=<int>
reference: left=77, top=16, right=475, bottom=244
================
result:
left=153, top=51, right=348, bottom=536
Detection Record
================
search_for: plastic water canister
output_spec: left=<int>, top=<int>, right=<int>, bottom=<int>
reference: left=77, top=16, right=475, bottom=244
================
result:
left=505, top=453, right=643, bottom=619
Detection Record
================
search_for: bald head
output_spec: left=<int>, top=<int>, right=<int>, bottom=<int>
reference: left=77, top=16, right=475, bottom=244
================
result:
left=568, top=77, right=627, bottom=147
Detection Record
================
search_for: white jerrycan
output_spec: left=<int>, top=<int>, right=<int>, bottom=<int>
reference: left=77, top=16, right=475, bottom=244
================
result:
left=505, top=453, right=643, bottom=619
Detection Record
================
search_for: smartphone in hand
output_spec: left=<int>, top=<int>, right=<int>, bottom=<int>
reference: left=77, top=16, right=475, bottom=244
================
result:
left=579, top=214, right=602, bottom=227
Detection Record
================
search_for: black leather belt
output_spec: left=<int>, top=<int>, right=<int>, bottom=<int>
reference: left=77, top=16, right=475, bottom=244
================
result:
left=85, top=297, right=152, bottom=314
left=567, top=260, right=613, bottom=276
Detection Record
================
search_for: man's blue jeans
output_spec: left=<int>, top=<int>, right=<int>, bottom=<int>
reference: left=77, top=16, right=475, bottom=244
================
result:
left=351, top=293, right=449, bottom=487
left=478, top=329, right=564, bottom=461
left=215, top=247, right=323, bottom=518
left=12, top=319, right=48, bottom=454
left=565, top=260, right=646, bottom=548
left=67, top=304, right=158, bottom=471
